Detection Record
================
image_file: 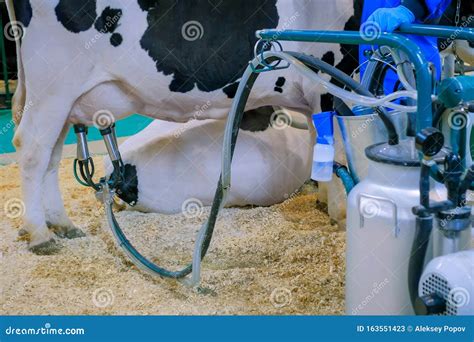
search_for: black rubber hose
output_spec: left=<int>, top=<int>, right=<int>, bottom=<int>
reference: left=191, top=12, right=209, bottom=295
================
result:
left=409, top=215, right=433, bottom=313
left=409, top=162, right=433, bottom=313
left=201, top=53, right=401, bottom=277
left=198, top=72, right=261, bottom=259
left=107, top=69, right=260, bottom=279
left=287, top=52, right=399, bottom=145
left=420, top=161, right=431, bottom=208
left=109, top=52, right=402, bottom=279
left=334, top=97, right=355, bottom=117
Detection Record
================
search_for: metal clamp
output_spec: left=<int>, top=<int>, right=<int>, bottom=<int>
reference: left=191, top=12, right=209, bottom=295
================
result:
left=357, top=193, right=399, bottom=238
left=251, top=39, right=289, bottom=73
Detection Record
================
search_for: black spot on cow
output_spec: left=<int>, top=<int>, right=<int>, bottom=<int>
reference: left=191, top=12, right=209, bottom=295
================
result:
left=320, top=93, right=334, bottom=112
left=137, top=0, right=156, bottom=11
left=240, top=106, right=275, bottom=132
left=275, top=77, right=286, bottom=87
left=55, top=0, right=97, bottom=33
left=139, top=1, right=279, bottom=93
left=223, top=82, right=240, bottom=99
left=110, top=33, right=123, bottom=47
left=94, top=7, right=123, bottom=47
left=94, top=7, right=122, bottom=33
left=116, top=164, right=139, bottom=206
left=321, top=3, right=362, bottom=112
left=321, top=51, right=335, bottom=66
left=13, top=0, right=32, bottom=28
left=274, top=77, right=286, bottom=93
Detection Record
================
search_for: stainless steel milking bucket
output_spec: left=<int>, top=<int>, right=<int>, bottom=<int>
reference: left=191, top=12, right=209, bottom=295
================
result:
left=336, top=110, right=408, bottom=184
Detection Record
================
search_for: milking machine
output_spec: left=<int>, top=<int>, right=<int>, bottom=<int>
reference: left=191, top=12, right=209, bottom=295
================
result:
left=245, top=25, right=474, bottom=316
left=71, top=23, right=473, bottom=315
left=253, top=25, right=474, bottom=315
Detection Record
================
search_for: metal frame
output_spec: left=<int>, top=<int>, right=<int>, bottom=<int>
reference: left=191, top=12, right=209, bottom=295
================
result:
left=256, top=25, right=474, bottom=133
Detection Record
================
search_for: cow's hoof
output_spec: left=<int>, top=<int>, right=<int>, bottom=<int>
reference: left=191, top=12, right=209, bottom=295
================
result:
left=50, top=224, right=86, bottom=239
left=64, top=227, right=86, bottom=239
left=29, top=239, right=61, bottom=255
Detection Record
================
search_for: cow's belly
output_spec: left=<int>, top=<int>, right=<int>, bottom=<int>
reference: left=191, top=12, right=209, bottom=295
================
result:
left=68, top=79, right=246, bottom=124
left=106, top=119, right=312, bottom=213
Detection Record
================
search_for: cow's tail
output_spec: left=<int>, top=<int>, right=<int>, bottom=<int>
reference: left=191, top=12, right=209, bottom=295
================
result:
left=5, top=0, right=26, bottom=125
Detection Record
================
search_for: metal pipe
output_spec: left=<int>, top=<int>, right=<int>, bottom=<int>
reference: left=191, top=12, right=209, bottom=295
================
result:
left=256, top=30, right=433, bottom=132
left=74, top=125, right=90, bottom=162
left=398, top=23, right=474, bottom=42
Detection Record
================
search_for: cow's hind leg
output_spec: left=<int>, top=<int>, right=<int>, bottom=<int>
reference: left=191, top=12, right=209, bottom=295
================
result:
left=44, top=124, right=85, bottom=239
left=15, top=97, right=74, bottom=254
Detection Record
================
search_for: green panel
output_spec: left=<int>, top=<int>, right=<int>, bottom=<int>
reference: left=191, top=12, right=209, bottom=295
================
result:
left=64, top=115, right=152, bottom=145
left=0, top=110, right=14, bottom=154
left=0, top=111, right=152, bottom=154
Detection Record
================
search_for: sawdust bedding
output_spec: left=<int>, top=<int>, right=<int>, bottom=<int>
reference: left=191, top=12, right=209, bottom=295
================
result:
left=0, top=157, right=345, bottom=315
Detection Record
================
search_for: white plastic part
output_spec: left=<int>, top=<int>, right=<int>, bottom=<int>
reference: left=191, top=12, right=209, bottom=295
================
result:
left=311, top=143, right=335, bottom=182
left=346, top=160, right=447, bottom=315
left=419, top=250, right=474, bottom=315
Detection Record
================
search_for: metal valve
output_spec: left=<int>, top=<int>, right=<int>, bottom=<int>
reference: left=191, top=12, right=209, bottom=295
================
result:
left=415, top=127, right=444, bottom=158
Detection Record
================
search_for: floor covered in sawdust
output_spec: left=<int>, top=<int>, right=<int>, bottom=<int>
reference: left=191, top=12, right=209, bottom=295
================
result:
left=0, top=157, right=345, bottom=315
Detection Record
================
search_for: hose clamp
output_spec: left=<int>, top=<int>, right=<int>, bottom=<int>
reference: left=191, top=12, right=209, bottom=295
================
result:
left=251, top=39, right=289, bottom=73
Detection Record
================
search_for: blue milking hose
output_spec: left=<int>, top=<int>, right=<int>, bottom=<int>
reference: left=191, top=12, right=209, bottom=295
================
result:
left=333, top=163, right=355, bottom=194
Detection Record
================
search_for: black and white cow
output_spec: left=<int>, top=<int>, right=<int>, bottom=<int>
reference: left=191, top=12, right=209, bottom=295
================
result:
left=105, top=108, right=312, bottom=214
left=6, top=0, right=472, bottom=253
left=8, top=0, right=363, bottom=253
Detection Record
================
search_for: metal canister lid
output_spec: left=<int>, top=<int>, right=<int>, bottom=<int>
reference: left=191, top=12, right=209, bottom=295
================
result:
left=365, top=138, right=445, bottom=167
